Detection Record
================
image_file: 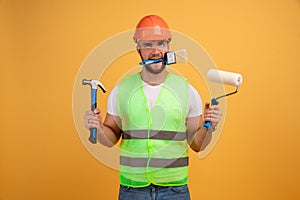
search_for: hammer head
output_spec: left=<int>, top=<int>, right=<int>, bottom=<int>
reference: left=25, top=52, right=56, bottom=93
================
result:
left=82, top=79, right=106, bottom=93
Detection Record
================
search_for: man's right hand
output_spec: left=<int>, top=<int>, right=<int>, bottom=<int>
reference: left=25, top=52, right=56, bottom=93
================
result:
left=84, top=108, right=103, bottom=131
left=84, top=109, right=122, bottom=147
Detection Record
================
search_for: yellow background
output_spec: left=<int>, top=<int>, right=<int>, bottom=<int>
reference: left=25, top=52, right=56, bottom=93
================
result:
left=1, top=0, right=300, bottom=199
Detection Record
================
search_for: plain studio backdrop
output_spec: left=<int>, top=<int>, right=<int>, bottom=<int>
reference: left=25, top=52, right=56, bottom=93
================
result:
left=1, top=0, right=300, bottom=199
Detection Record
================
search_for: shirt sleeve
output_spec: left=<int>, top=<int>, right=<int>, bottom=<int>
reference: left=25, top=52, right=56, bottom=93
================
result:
left=188, top=84, right=202, bottom=117
left=107, top=84, right=119, bottom=116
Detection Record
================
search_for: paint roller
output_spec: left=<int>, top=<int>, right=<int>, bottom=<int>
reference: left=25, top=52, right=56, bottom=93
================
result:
left=203, top=69, right=243, bottom=128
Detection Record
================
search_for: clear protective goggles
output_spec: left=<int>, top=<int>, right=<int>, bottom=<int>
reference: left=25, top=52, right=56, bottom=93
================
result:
left=137, top=40, right=169, bottom=50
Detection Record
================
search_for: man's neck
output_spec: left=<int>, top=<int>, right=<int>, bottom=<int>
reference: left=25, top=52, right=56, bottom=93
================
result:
left=140, top=69, right=168, bottom=86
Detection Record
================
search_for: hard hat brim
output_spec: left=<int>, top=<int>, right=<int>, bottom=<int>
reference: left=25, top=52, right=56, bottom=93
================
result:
left=133, top=27, right=172, bottom=42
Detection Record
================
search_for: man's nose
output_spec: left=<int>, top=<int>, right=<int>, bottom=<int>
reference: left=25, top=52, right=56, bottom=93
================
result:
left=151, top=47, right=161, bottom=54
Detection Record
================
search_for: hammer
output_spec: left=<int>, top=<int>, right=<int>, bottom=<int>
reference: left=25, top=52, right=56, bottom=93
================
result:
left=82, top=79, right=106, bottom=144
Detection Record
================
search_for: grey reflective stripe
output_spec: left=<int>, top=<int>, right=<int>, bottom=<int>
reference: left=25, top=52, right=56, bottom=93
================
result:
left=122, top=130, right=187, bottom=141
left=120, top=156, right=188, bottom=168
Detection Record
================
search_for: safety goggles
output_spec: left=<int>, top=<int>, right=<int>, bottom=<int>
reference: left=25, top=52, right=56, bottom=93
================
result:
left=138, top=40, right=169, bottom=50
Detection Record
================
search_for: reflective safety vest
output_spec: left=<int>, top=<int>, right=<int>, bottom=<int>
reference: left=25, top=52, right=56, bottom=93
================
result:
left=118, top=73, right=189, bottom=187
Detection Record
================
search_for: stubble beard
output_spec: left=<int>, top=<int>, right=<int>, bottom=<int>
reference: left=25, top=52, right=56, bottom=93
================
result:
left=144, top=63, right=166, bottom=74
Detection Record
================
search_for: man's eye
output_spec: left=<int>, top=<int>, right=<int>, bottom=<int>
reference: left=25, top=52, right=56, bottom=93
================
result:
left=143, top=43, right=152, bottom=48
left=158, top=41, right=166, bottom=46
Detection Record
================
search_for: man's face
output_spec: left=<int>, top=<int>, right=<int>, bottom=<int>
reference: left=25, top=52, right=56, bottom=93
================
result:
left=138, top=40, right=169, bottom=74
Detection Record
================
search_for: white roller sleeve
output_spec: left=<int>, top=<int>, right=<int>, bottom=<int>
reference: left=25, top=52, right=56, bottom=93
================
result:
left=207, top=69, right=243, bottom=86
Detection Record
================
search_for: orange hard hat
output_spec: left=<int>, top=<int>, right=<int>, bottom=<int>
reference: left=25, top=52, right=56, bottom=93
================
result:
left=133, top=15, right=172, bottom=42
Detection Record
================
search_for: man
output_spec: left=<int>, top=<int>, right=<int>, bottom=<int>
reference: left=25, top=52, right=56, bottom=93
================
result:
left=84, top=15, right=222, bottom=200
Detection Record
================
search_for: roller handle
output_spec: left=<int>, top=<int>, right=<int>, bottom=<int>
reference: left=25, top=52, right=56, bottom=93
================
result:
left=203, top=98, right=219, bottom=129
left=89, top=89, right=97, bottom=144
